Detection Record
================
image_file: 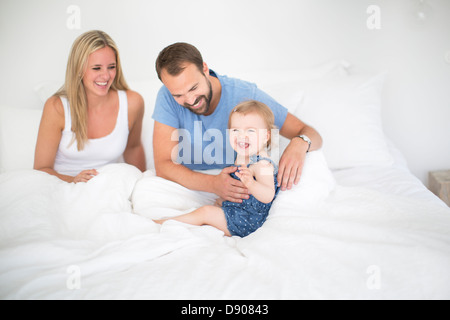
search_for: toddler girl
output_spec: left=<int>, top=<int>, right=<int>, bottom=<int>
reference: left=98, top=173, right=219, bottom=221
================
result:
left=155, top=100, right=279, bottom=237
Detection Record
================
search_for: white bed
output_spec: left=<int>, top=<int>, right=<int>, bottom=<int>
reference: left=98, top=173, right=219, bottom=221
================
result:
left=1, top=61, right=449, bottom=300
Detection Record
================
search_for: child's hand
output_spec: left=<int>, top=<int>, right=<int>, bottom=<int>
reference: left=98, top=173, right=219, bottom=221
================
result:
left=235, top=166, right=255, bottom=188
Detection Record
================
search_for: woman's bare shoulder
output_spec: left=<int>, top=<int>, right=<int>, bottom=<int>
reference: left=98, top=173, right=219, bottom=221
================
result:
left=44, top=95, right=64, bottom=116
left=126, top=90, right=144, bottom=111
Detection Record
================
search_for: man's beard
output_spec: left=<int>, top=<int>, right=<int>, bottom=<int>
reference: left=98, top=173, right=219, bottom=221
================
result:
left=183, top=78, right=213, bottom=115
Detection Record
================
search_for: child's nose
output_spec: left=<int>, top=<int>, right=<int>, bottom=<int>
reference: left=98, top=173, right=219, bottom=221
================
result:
left=239, top=133, right=248, bottom=141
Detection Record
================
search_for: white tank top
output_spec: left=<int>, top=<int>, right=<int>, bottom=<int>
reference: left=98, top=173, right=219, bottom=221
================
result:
left=54, top=90, right=129, bottom=176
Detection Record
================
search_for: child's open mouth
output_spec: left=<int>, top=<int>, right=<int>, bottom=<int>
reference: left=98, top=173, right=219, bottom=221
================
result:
left=237, top=142, right=249, bottom=149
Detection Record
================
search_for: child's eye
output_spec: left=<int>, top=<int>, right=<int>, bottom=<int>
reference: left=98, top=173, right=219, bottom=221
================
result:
left=108, top=65, right=116, bottom=70
left=92, top=67, right=101, bottom=71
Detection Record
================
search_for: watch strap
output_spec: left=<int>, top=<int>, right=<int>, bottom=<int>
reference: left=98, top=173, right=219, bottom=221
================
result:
left=296, top=135, right=311, bottom=153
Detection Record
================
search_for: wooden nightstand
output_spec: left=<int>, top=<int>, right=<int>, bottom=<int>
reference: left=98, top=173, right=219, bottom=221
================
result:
left=429, top=170, right=450, bottom=206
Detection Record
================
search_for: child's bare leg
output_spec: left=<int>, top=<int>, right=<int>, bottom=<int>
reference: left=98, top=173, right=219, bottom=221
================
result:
left=154, top=206, right=231, bottom=236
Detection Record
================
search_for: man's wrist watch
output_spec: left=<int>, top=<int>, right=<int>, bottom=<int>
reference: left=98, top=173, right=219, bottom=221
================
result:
left=295, top=135, right=311, bottom=153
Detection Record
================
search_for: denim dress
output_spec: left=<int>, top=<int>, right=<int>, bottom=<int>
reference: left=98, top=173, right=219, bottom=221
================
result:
left=222, top=155, right=280, bottom=237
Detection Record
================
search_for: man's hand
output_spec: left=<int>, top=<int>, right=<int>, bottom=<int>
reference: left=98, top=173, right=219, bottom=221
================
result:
left=277, top=138, right=309, bottom=191
left=212, top=167, right=249, bottom=203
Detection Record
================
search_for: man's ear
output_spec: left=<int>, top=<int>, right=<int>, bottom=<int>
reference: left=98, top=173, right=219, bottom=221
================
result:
left=203, top=62, right=209, bottom=75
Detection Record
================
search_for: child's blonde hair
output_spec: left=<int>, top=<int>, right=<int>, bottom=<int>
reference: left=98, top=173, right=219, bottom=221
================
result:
left=228, top=100, right=277, bottom=150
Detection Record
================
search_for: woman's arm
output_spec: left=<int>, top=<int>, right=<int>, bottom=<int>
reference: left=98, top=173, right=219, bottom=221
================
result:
left=123, top=90, right=146, bottom=172
left=34, top=96, right=76, bottom=182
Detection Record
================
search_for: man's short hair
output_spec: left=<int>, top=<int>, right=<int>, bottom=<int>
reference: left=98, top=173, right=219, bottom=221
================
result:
left=155, top=42, right=204, bottom=80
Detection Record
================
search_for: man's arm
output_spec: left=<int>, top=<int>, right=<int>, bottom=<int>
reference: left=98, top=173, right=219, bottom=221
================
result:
left=278, top=112, right=323, bottom=191
left=153, top=121, right=249, bottom=203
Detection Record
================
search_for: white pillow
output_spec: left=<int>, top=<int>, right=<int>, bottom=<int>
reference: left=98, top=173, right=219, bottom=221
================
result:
left=269, top=149, right=336, bottom=217
left=34, top=81, right=60, bottom=105
left=236, top=59, right=350, bottom=87
left=294, top=72, right=394, bottom=169
left=248, top=59, right=351, bottom=114
left=128, top=80, right=163, bottom=171
left=0, top=106, right=43, bottom=173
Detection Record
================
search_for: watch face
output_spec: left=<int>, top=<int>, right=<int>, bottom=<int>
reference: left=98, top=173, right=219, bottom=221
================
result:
left=299, top=135, right=311, bottom=144
left=298, top=135, right=311, bottom=153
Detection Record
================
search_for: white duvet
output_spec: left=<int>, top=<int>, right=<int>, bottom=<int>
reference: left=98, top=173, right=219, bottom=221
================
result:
left=1, top=152, right=450, bottom=299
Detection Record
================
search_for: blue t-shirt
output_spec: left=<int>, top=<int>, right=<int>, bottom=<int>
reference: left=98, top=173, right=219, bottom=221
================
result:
left=152, top=70, right=288, bottom=170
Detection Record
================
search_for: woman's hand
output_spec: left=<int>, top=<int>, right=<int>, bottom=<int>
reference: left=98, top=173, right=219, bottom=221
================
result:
left=72, top=169, right=98, bottom=183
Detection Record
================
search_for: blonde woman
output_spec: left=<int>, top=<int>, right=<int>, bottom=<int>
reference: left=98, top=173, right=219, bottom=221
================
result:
left=34, top=30, right=146, bottom=183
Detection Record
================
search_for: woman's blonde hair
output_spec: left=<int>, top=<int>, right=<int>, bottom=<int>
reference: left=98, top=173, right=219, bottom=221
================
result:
left=55, top=30, right=129, bottom=150
left=228, top=100, right=277, bottom=150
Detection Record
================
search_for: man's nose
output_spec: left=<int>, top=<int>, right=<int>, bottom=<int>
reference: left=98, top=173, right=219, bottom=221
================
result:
left=185, top=92, right=197, bottom=106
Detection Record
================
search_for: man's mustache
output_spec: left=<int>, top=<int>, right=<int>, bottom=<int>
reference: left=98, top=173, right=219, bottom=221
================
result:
left=184, top=96, right=206, bottom=108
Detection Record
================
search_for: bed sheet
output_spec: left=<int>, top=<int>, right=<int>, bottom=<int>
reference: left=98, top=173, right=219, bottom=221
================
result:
left=332, top=139, right=446, bottom=207
left=0, top=153, right=449, bottom=300
left=332, top=166, right=444, bottom=207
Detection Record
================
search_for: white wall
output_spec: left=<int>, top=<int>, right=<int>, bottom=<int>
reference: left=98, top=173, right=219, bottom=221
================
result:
left=1, top=0, right=449, bottom=184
